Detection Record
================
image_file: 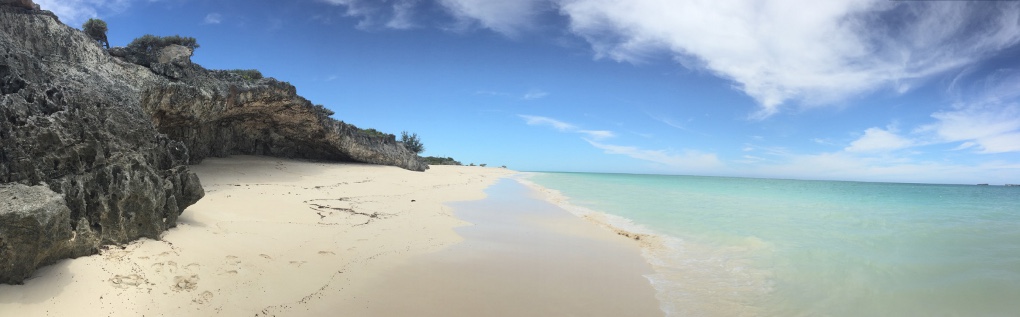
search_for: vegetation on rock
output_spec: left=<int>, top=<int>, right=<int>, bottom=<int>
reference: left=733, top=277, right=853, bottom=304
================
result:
left=82, top=18, right=108, bottom=49
left=400, top=131, right=425, bottom=154
left=127, top=34, right=199, bottom=54
left=223, top=69, right=263, bottom=81
left=423, top=156, right=462, bottom=165
left=361, top=128, right=395, bottom=139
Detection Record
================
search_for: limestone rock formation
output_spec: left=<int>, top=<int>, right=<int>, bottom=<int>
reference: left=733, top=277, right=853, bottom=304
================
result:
left=0, top=184, right=74, bottom=284
left=128, top=46, right=429, bottom=171
left=1, top=0, right=425, bottom=283
left=1, top=1, right=203, bottom=283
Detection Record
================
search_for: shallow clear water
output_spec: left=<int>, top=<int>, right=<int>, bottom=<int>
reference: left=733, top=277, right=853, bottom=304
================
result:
left=525, top=172, right=1020, bottom=317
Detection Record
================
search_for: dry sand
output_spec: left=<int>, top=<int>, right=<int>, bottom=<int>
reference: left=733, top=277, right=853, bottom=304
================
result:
left=0, top=156, right=662, bottom=316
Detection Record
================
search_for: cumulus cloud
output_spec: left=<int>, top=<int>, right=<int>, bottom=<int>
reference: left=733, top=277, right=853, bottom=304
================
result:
left=844, top=127, right=913, bottom=152
left=35, top=0, right=133, bottom=25
left=315, top=1, right=1019, bottom=117
left=318, top=0, right=421, bottom=30
left=555, top=0, right=1020, bottom=117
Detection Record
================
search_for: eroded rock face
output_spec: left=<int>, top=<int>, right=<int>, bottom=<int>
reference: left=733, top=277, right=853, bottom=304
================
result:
left=124, top=45, right=428, bottom=171
left=140, top=75, right=429, bottom=171
left=0, top=3, right=204, bottom=283
left=0, top=184, right=73, bottom=284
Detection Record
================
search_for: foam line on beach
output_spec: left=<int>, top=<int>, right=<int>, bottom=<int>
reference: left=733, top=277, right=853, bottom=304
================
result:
left=515, top=173, right=772, bottom=317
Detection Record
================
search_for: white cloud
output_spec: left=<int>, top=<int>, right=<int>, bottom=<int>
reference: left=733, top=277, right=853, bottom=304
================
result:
left=437, top=0, right=546, bottom=36
left=844, top=127, right=913, bottom=152
left=578, top=130, right=614, bottom=139
left=555, top=0, right=1020, bottom=117
left=519, top=115, right=615, bottom=141
left=921, top=103, right=1020, bottom=153
left=319, top=0, right=421, bottom=30
left=519, top=114, right=576, bottom=131
left=522, top=89, right=549, bottom=100
left=35, top=0, right=133, bottom=25
left=204, top=13, right=222, bottom=24
left=743, top=151, right=1020, bottom=185
left=586, top=139, right=722, bottom=169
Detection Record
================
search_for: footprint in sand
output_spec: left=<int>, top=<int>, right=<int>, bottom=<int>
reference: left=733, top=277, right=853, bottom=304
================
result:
left=223, top=255, right=241, bottom=275
left=110, top=274, right=146, bottom=289
left=288, top=261, right=307, bottom=267
left=259, top=254, right=273, bottom=260
left=152, top=261, right=180, bottom=274
left=317, top=251, right=336, bottom=256
left=193, top=291, right=214, bottom=304
left=173, top=275, right=200, bottom=291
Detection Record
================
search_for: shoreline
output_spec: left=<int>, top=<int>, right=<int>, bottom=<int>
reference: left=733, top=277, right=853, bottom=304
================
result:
left=0, top=156, right=511, bottom=315
left=0, top=156, right=663, bottom=316
left=339, top=178, right=664, bottom=316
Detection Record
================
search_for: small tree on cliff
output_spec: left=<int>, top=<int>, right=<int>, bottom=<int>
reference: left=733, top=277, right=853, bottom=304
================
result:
left=83, top=18, right=109, bottom=49
left=400, top=131, right=425, bottom=154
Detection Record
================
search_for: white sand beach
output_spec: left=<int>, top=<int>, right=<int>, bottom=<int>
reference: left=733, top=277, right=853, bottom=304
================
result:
left=0, top=156, right=661, bottom=316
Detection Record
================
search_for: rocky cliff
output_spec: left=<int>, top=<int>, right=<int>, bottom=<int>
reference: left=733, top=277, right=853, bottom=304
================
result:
left=0, top=1, right=204, bottom=284
left=129, top=46, right=428, bottom=171
left=1, top=0, right=424, bottom=283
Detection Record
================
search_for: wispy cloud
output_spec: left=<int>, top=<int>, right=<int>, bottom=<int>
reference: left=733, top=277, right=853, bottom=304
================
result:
left=518, top=114, right=615, bottom=140
left=519, top=114, right=575, bottom=131
left=920, top=103, right=1020, bottom=153
left=585, top=139, right=722, bottom=169
left=647, top=113, right=708, bottom=136
left=204, top=13, right=222, bottom=24
left=518, top=115, right=722, bottom=171
left=35, top=0, right=134, bottom=25
left=318, top=0, right=421, bottom=30
left=438, top=0, right=546, bottom=36
left=522, top=89, right=549, bottom=100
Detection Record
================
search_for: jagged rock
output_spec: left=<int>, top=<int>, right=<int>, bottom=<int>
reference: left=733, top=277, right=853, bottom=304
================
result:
left=139, top=75, right=429, bottom=171
left=0, top=4, right=203, bottom=283
left=149, top=44, right=193, bottom=79
left=1, top=0, right=40, bottom=11
left=0, top=184, right=74, bottom=284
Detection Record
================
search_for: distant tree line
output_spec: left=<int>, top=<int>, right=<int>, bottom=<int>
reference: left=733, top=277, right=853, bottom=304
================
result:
left=423, top=156, right=461, bottom=166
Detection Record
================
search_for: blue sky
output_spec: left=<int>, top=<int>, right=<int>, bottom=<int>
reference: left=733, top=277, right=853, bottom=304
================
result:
left=38, top=0, right=1020, bottom=184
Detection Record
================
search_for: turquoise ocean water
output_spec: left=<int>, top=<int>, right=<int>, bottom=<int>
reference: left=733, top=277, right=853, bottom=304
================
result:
left=523, top=172, right=1020, bottom=317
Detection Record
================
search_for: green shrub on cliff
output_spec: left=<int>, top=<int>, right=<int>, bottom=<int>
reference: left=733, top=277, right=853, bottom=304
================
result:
left=82, top=18, right=109, bottom=49
left=400, top=131, right=424, bottom=154
left=224, top=69, right=263, bottom=81
left=127, top=34, right=200, bottom=54
left=360, top=128, right=395, bottom=139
